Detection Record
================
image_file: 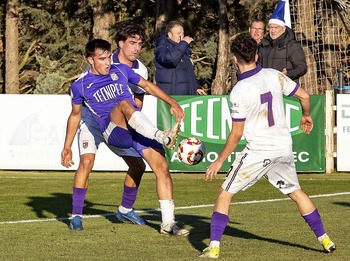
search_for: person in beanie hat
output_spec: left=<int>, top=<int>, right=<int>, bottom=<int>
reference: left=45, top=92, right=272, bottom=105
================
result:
left=258, top=0, right=307, bottom=84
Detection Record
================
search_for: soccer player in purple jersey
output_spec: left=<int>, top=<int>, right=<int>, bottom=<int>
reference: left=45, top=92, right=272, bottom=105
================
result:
left=63, top=23, right=152, bottom=231
left=62, top=38, right=189, bottom=235
left=199, top=34, right=335, bottom=258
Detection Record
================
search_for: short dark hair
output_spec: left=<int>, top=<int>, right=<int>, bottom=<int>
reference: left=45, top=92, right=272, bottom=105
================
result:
left=165, top=21, right=184, bottom=34
left=85, top=39, right=111, bottom=58
left=230, top=34, right=257, bottom=64
left=250, top=19, right=266, bottom=32
left=115, top=21, right=145, bottom=43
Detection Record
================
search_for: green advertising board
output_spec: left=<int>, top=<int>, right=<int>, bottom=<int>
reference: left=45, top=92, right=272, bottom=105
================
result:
left=158, top=95, right=325, bottom=173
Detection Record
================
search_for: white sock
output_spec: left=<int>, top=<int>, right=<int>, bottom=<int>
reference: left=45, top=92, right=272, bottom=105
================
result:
left=118, top=205, right=132, bottom=214
left=159, top=199, right=175, bottom=226
left=71, top=214, right=82, bottom=218
left=209, top=241, right=220, bottom=248
left=128, top=111, right=163, bottom=142
left=318, top=233, right=329, bottom=243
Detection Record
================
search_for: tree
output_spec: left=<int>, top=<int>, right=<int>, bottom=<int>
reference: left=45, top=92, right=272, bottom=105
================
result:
left=154, top=0, right=177, bottom=38
left=91, top=1, right=115, bottom=43
left=0, top=2, right=4, bottom=93
left=5, top=0, right=19, bottom=94
left=211, top=0, right=229, bottom=95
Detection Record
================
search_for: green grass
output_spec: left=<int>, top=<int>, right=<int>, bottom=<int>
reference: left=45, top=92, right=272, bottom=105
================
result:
left=0, top=171, right=349, bottom=260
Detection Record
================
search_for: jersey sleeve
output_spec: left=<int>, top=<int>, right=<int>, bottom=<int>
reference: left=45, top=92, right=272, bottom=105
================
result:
left=130, top=60, right=147, bottom=95
left=230, top=85, right=247, bottom=122
left=70, top=81, right=84, bottom=105
left=280, top=73, right=299, bottom=96
left=122, top=64, right=141, bottom=85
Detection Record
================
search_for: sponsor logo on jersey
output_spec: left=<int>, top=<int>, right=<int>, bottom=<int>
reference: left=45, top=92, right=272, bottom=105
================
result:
left=110, top=73, right=119, bottom=81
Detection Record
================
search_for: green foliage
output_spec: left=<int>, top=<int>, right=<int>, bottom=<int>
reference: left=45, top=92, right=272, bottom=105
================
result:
left=4, top=0, right=278, bottom=94
left=34, top=55, right=87, bottom=94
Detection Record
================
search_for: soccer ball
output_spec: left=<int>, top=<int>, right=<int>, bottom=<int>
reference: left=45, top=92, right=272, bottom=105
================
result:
left=177, top=137, right=206, bottom=165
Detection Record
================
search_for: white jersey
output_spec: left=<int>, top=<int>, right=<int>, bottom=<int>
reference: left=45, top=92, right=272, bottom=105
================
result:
left=230, top=65, right=298, bottom=158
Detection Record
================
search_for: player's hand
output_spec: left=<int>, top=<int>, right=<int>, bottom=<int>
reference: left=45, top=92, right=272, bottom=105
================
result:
left=300, top=115, right=313, bottom=134
left=169, top=103, right=185, bottom=122
left=61, top=148, right=74, bottom=168
left=196, top=88, right=207, bottom=95
left=205, top=160, right=223, bottom=181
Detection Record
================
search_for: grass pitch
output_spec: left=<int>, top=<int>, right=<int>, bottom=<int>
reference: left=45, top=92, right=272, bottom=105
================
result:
left=0, top=171, right=349, bottom=260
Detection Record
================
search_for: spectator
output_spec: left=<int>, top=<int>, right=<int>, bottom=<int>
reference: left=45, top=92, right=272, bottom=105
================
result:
left=155, top=21, right=206, bottom=95
left=258, top=0, right=307, bottom=84
left=248, top=19, right=266, bottom=44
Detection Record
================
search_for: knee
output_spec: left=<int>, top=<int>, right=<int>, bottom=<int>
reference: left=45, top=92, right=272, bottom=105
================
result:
left=119, top=99, right=133, bottom=110
left=80, top=156, right=94, bottom=172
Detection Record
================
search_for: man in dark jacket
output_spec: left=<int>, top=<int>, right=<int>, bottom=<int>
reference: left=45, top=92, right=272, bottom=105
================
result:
left=258, top=4, right=307, bottom=84
left=155, top=21, right=206, bottom=95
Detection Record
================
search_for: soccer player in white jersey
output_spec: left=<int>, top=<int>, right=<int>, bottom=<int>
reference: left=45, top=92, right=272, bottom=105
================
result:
left=62, top=38, right=189, bottom=236
left=63, top=22, right=150, bottom=231
left=199, top=34, right=335, bottom=258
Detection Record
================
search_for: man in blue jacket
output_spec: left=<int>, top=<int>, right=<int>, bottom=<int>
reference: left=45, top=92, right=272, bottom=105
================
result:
left=155, top=21, right=206, bottom=95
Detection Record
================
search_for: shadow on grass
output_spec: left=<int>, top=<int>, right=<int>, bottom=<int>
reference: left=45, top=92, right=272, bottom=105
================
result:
left=333, top=201, right=350, bottom=208
left=140, top=211, right=323, bottom=254
left=25, top=192, right=119, bottom=227
left=24, top=195, right=324, bottom=253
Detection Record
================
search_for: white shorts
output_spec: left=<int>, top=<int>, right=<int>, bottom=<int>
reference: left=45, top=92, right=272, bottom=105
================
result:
left=78, top=107, right=140, bottom=157
left=222, top=148, right=300, bottom=195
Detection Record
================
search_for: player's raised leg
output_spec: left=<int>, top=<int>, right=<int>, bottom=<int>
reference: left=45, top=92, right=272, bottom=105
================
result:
left=107, top=99, right=181, bottom=149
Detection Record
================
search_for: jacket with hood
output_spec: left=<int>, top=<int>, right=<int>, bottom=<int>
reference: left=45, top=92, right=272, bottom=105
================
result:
left=155, top=35, right=200, bottom=95
left=258, top=27, right=307, bottom=84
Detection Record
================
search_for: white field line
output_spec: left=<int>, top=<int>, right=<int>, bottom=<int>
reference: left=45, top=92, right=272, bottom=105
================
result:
left=1, top=191, right=349, bottom=225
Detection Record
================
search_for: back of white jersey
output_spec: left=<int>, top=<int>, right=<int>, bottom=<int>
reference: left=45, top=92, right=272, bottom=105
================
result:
left=230, top=66, right=298, bottom=158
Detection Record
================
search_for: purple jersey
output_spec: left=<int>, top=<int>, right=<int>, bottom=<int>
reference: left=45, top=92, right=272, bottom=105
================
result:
left=70, top=63, right=141, bottom=132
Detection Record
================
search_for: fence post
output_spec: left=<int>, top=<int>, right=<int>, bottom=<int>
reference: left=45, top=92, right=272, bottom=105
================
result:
left=337, top=68, right=344, bottom=94
left=325, top=90, right=335, bottom=173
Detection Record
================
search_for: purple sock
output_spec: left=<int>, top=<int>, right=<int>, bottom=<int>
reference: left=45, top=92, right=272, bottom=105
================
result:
left=72, top=187, right=87, bottom=215
left=210, top=211, right=229, bottom=242
left=302, top=209, right=326, bottom=238
left=121, top=185, right=138, bottom=209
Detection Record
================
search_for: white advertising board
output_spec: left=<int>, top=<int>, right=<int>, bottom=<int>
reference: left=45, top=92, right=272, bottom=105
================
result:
left=0, top=94, right=156, bottom=171
left=336, top=94, right=350, bottom=171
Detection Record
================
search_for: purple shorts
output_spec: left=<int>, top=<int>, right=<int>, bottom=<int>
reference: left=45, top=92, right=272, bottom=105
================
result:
left=104, top=124, right=163, bottom=156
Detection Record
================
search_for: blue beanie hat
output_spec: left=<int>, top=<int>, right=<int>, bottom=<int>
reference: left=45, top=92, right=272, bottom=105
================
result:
left=269, top=0, right=286, bottom=27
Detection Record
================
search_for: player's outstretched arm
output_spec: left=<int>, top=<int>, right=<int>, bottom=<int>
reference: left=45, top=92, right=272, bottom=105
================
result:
left=205, top=121, right=244, bottom=181
left=293, top=86, right=313, bottom=134
left=138, top=77, right=185, bottom=122
left=61, top=103, right=82, bottom=168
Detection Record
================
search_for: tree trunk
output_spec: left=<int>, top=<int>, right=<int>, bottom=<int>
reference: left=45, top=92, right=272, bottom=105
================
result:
left=0, top=14, right=3, bottom=94
left=92, top=5, right=115, bottom=45
left=5, top=0, right=19, bottom=94
left=211, top=0, right=229, bottom=95
left=155, top=0, right=177, bottom=38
